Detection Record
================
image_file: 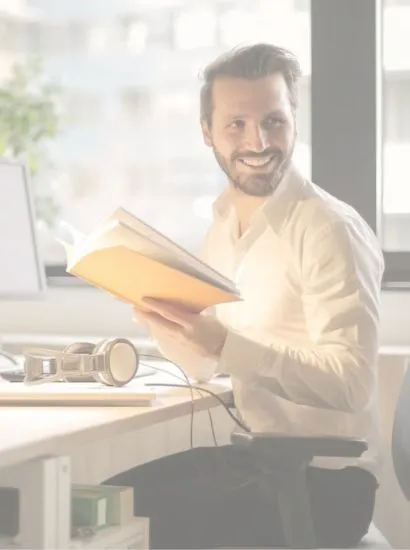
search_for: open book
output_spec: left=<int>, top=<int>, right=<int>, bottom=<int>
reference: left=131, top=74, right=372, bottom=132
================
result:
left=60, top=207, right=241, bottom=312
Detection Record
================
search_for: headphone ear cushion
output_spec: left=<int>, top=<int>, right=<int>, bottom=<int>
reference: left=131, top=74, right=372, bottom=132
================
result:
left=92, top=339, right=109, bottom=356
left=97, top=338, right=139, bottom=386
left=64, top=342, right=95, bottom=355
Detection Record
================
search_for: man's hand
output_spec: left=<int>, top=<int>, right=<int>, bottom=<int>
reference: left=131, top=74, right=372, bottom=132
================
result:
left=133, top=298, right=228, bottom=360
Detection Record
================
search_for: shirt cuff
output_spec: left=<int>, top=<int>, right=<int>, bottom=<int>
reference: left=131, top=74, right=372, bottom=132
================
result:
left=216, top=329, right=273, bottom=378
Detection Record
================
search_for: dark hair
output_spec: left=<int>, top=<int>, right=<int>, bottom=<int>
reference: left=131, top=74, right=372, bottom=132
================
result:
left=200, top=43, right=302, bottom=125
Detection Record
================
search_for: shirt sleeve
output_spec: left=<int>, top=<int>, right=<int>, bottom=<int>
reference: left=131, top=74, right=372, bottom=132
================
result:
left=216, top=220, right=385, bottom=413
left=151, top=328, right=218, bottom=383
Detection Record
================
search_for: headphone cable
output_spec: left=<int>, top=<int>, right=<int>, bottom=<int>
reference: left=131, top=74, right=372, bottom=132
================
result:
left=139, top=355, right=216, bottom=447
left=139, top=355, right=263, bottom=492
left=139, top=353, right=250, bottom=434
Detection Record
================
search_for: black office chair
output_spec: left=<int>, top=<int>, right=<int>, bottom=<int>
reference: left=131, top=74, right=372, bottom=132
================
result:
left=231, top=361, right=410, bottom=548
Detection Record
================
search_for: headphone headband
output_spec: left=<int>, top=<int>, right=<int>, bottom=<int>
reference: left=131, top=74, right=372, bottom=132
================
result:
left=23, top=338, right=139, bottom=387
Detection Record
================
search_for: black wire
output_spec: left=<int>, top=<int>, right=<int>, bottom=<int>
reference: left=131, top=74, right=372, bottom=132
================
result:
left=206, top=404, right=217, bottom=446
left=139, top=355, right=196, bottom=448
left=139, top=352, right=250, bottom=434
left=139, top=362, right=186, bottom=384
left=139, top=354, right=221, bottom=447
left=140, top=353, right=250, bottom=436
left=140, top=365, right=218, bottom=445
left=140, top=356, right=218, bottom=446
left=139, top=355, right=260, bottom=491
left=145, top=382, right=249, bottom=433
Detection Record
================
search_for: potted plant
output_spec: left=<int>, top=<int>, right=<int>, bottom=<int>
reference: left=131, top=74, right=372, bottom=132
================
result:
left=0, top=58, right=62, bottom=228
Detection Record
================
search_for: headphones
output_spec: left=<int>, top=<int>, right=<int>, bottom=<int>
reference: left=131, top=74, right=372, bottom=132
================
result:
left=23, top=338, right=139, bottom=386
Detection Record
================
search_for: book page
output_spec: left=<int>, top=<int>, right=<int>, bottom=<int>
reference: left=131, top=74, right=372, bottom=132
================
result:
left=70, top=221, right=238, bottom=294
left=68, top=245, right=240, bottom=312
left=110, top=207, right=237, bottom=293
left=68, top=207, right=238, bottom=294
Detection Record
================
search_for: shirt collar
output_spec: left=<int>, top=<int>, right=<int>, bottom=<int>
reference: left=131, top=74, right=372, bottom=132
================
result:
left=212, top=187, right=234, bottom=219
left=212, top=163, right=307, bottom=235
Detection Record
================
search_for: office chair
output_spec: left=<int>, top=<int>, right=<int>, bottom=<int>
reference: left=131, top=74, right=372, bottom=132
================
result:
left=231, top=361, right=410, bottom=548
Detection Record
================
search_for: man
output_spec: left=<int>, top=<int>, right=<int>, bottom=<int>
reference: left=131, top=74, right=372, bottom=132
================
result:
left=105, top=44, right=384, bottom=548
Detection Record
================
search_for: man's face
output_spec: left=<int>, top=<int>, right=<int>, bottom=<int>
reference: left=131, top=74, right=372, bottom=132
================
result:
left=201, top=73, right=296, bottom=197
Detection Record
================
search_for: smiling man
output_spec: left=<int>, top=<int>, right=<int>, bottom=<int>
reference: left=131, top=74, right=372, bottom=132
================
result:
left=105, top=44, right=384, bottom=549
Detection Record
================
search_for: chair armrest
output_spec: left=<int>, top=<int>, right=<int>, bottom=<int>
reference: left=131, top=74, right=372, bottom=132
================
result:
left=231, top=432, right=368, bottom=461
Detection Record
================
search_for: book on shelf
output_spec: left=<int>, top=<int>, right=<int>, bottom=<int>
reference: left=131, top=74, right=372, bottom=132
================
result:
left=59, top=207, right=241, bottom=313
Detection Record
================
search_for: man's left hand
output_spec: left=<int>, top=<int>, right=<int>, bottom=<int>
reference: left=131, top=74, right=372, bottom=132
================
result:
left=133, top=298, right=228, bottom=360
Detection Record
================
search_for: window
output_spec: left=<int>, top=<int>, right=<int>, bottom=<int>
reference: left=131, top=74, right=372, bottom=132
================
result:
left=293, top=0, right=310, bottom=11
left=2, top=1, right=408, bottom=286
left=382, top=0, right=410, bottom=253
left=387, top=0, right=410, bottom=5
left=0, top=0, right=311, bottom=271
left=308, top=0, right=410, bottom=286
left=122, top=21, right=148, bottom=54
left=173, top=9, right=218, bottom=49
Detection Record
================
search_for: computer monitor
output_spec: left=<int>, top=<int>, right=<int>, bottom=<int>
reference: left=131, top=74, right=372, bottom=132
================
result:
left=0, top=158, right=46, bottom=299
left=0, top=158, right=46, bottom=367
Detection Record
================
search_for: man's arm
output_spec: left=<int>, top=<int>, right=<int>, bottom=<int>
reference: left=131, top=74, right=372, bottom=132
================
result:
left=146, top=311, right=218, bottom=382
left=137, top=231, right=219, bottom=382
left=217, top=220, right=384, bottom=412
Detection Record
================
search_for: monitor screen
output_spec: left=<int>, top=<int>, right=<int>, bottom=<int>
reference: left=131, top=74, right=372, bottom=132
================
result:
left=0, top=159, right=46, bottom=299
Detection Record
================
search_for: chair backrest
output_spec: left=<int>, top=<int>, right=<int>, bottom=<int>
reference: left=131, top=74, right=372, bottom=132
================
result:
left=391, top=360, right=410, bottom=501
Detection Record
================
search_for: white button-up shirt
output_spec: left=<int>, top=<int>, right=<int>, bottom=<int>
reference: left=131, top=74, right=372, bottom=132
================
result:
left=155, top=165, right=385, bottom=473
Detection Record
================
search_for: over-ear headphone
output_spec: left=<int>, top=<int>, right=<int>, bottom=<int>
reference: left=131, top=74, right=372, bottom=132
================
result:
left=23, top=338, right=139, bottom=386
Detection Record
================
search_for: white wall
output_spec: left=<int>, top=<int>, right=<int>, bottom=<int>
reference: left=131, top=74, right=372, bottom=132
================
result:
left=0, top=286, right=143, bottom=338
left=0, top=287, right=409, bottom=346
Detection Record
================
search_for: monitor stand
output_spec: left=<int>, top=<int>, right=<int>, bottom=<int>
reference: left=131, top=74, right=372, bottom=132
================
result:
left=0, top=349, right=18, bottom=365
left=0, top=337, right=19, bottom=367
left=0, top=345, right=20, bottom=380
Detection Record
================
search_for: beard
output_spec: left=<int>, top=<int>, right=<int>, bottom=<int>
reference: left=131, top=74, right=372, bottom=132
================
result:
left=212, top=140, right=295, bottom=197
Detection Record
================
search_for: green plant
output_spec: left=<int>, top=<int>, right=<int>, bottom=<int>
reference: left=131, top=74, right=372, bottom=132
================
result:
left=0, top=58, right=62, bottom=227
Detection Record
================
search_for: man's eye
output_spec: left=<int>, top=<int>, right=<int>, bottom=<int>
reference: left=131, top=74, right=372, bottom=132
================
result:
left=264, top=117, right=285, bottom=128
left=228, top=120, right=244, bottom=130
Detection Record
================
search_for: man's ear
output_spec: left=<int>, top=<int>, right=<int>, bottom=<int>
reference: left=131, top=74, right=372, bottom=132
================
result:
left=292, top=114, right=298, bottom=139
left=200, top=117, right=212, bottom=147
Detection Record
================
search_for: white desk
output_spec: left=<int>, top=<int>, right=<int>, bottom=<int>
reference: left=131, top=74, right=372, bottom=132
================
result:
left=0, top=336, right=405, bottom=549
left=0, top=371, right=234, bottom=549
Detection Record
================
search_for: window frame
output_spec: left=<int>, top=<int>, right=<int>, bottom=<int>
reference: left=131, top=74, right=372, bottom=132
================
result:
left=310, top=0, right=410, bottom=289
left=45, top=0, right=410, bottom=288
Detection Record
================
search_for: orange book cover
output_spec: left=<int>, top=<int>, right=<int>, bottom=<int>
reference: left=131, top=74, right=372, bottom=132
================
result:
left=61, top=207, right=241, bottom=313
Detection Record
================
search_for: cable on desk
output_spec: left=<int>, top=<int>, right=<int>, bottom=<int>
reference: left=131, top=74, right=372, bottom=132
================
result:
left=146, top=382, right=250, bottom=434
left=139, top=353, right=249, bottom=434
left=0, top=349, right=18, bottom=366
left=140, top=354, right=219, bottom=448
left=142, top=370, right=267, bottom=493
left=140, top=356, right=261, bottom=492
left=139, top=358, right=196, bottom=448
left=141, top=364, right=218, bottom=446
